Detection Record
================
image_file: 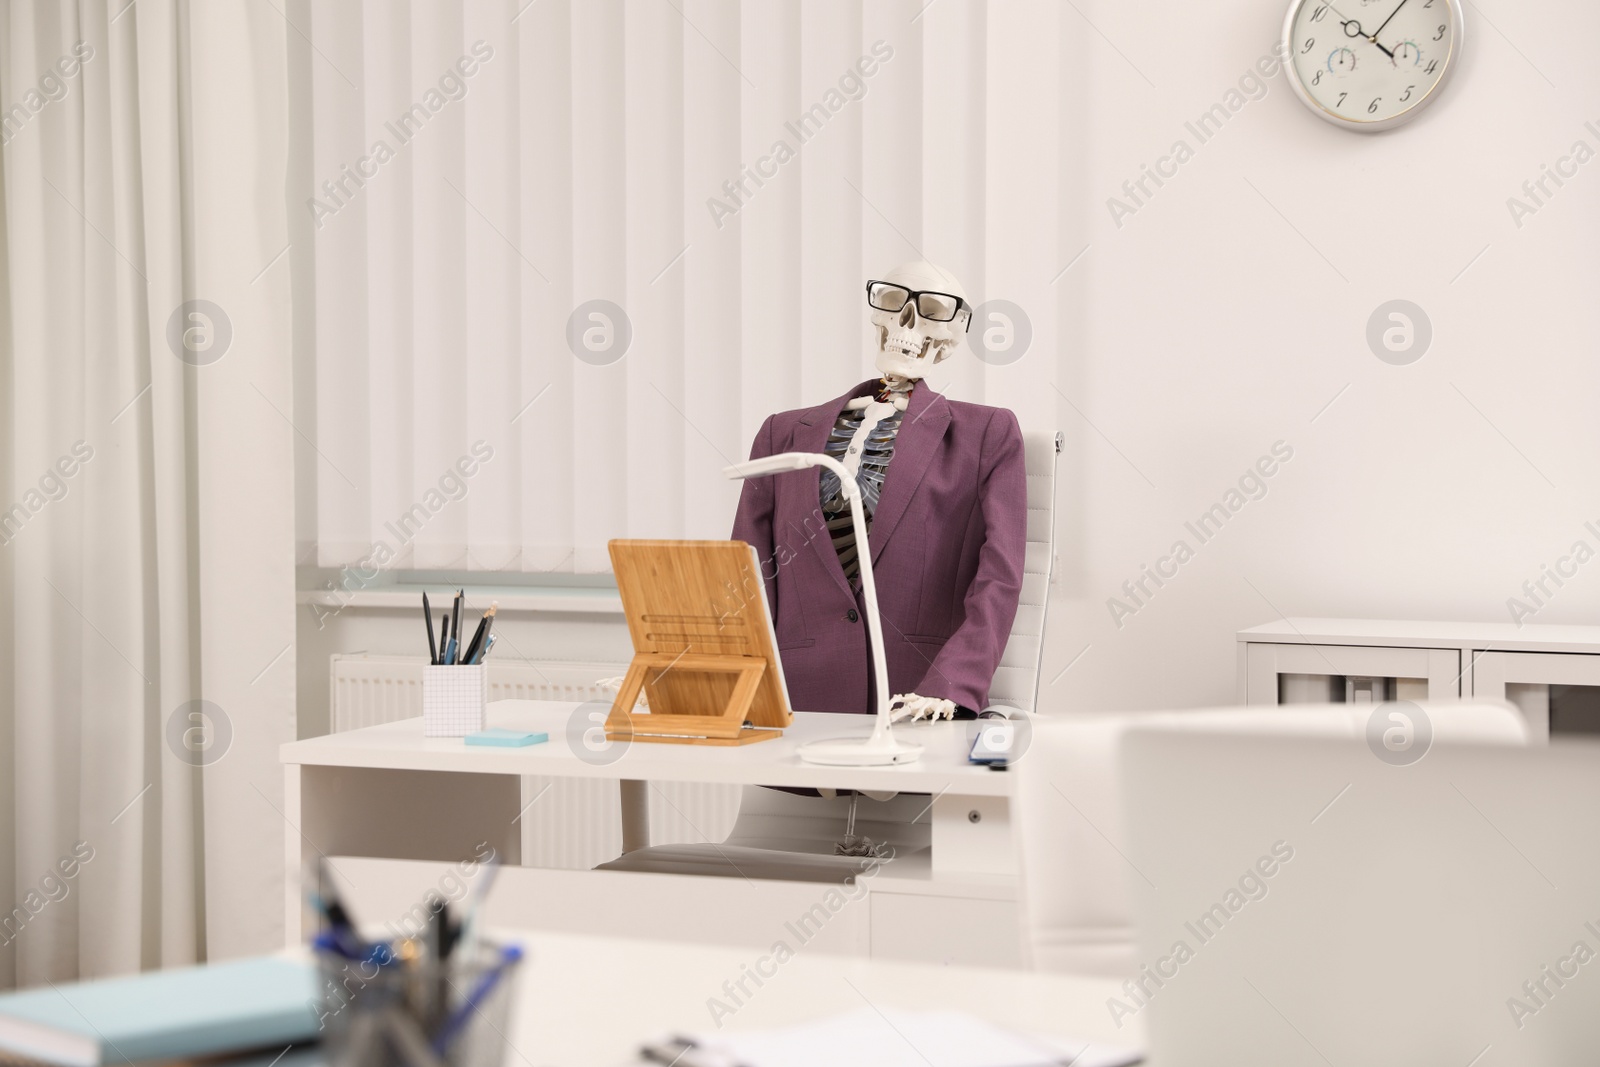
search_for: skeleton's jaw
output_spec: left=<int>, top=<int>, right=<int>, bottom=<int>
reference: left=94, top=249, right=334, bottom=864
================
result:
left=875, top=326, right=938, bottom=380
left=885, top=325, right=929, bottom=360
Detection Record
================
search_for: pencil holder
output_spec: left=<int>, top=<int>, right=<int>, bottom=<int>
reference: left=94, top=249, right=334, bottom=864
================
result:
left=423, top=664, right=487, bottom=737
left=315, top=938, right=524, bottom=1067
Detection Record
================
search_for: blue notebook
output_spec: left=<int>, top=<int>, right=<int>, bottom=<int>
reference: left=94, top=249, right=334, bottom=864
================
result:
left=0, top=957, right=320, bottom=1066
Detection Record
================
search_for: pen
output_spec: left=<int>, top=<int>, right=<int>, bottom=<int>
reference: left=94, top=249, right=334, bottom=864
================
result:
left=444, top=633, right=457, bottom=667
left=452, top=855, right=499, bottom=963
left=432, top=945, right=523, bottom=1054
left=450, top=591, right=462, bottom=663
left=434, top=898, right=451, bottom=962
left=423, top=592, right=438, bottom=665
left=638, top=1039, right=721, bottom=1067
left=311, top=928, right=382, bottom=964
left=461, top=618, right=485, bottom=665
left=310, top=858, right=367, bottom=959
left=426, top=898, right=451, bottom=1031
left=476, top=633, right=497, bottom=663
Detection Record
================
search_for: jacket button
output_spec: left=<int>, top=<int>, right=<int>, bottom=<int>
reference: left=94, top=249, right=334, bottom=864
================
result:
left=845, top=609, right=859, bottom=623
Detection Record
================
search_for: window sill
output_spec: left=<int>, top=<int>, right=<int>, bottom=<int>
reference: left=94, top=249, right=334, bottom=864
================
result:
left=297, top=585, right=623, bottom=615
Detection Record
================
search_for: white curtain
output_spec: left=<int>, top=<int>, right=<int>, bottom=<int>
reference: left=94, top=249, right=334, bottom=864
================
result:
left=0, top=0, right=294, bottom=986
left=304, top=0, right=1072, bottom=576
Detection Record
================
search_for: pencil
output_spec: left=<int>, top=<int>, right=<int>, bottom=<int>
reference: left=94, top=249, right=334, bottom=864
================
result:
left=476, top=605, right=497, bottom=662
left=463, top=603, right=497, bottom=665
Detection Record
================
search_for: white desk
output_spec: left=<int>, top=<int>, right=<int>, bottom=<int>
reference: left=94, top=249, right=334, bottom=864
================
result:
left=280, top=701, right=1022, bottom=964
left=494, top=928, right=1138, bottom=1065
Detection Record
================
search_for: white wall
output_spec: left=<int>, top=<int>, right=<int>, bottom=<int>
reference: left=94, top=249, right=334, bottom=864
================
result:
left=1047, top=1, right=1600, bottom=712
left=298, top=1, right=1600, bottom=727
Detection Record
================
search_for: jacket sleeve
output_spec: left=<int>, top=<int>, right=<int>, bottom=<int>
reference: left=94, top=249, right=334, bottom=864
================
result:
left=731, top=414, right=780, bottom=619
left=913, top=408, right=1028, bottom=712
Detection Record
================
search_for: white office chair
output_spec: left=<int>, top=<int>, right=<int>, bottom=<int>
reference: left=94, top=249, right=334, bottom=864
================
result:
left=598, top=430, right=1064, bottom=882
left=1013, top=702, right=1532, bottom=977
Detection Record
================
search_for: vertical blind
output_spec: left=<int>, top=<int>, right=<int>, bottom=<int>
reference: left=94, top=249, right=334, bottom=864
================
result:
left=301, top=0, right=1073, bottom=574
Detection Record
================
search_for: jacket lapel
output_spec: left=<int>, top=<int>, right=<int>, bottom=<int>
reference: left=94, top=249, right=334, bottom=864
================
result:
left=791, top=380, right=878, bottom=601
left=868, top=381, right=951, bottom=566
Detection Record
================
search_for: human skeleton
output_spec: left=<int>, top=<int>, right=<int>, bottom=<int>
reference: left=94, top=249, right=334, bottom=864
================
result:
left=846, top=260, right=972, bottom=723
left=604, top=260, right=978, bottom=724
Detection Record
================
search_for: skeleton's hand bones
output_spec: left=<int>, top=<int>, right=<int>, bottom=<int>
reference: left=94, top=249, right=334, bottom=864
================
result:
left=887, top=693, right=957, bottom=723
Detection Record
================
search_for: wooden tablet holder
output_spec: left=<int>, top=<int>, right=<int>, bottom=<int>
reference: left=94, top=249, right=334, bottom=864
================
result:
left=604, top=540, right=793, bottom=746
left=605, top=653, right=779, bottom=746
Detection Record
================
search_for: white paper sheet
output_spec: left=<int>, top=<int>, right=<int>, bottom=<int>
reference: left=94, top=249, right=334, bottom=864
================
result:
left=673, top=1008, right=1142, bottom=1067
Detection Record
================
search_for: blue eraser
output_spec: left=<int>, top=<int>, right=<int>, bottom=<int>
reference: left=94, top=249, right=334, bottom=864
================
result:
left=465, top=728, right=549, bottom=747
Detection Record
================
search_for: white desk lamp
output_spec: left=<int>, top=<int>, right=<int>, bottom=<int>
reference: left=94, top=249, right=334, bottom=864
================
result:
left=724, top=452, right=923, bottom=766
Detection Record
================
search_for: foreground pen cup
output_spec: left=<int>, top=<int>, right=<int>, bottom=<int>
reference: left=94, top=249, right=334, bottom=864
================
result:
left=423, top=663, right=488, bottom=737
left=315, top=939, right=525, bottom=1067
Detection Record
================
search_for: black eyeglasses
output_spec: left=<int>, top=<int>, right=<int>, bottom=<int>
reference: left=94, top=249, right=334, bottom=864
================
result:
left=866, top=281, right=971, bottom=332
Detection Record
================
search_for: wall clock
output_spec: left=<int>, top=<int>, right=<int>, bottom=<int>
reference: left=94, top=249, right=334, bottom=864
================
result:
left=1283, top=0, right=1464, bottom=131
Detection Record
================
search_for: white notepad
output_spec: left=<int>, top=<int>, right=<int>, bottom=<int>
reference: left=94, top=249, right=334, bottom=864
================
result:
left=679, top=1008, right=1142, bottom=1067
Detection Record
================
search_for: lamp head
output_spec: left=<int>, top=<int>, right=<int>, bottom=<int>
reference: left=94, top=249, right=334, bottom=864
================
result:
left=723, top=452, right=859, bottom=497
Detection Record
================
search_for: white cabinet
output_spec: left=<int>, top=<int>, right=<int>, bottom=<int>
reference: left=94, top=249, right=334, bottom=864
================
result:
left=1241, top=640, right=1458, bottom=706
left=1238, top=619, right=1600, bottom=741
left=1470, top=651, right=1600, bottom=743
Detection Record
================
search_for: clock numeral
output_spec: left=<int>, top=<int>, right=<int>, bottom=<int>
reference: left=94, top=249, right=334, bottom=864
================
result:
left=1424, top=58, right=1439, bottom=74
left=1367, top=97, right=1382, bottom=114
left=1400, top=84, right=1415, bottom=101
left=1311, top=4, right=1328, bottom=21
left=1312, top=69, right=1323, bottom=85
left=1337, top=91, right=1348, bottom=108
left=1434, top=24, right=1447, bottom=40
left=1302, top=37, right=1316, bottom=53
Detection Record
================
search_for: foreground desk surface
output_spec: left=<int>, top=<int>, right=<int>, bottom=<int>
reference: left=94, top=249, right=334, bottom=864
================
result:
left=280, top=699, right=1014, bottom=796
left=498, top=927, right=1137, bottom=1066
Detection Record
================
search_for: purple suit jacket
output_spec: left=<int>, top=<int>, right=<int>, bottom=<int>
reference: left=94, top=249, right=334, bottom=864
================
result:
left=732, top=379, right=1028, bottom=715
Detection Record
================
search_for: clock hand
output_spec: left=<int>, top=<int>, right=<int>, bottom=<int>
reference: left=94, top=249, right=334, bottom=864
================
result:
left=1320, top=2, right=1358, bottom=32
left=1371, top=0, right=1411, bottom=42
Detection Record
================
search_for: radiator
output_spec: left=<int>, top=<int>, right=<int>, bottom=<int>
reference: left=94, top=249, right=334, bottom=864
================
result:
left=328, top=654, right=742, bottom=869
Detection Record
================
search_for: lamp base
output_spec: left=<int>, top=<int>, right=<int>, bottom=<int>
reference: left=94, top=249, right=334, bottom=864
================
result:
left=797, top=735, right=924, bottom=767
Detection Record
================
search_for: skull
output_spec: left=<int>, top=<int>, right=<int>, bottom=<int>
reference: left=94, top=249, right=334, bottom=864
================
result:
left=869, top=260, right=970, bottom=381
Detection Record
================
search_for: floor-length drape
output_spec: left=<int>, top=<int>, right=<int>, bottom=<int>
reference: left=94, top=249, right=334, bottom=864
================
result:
left=0, top=0, right=294, bottom=987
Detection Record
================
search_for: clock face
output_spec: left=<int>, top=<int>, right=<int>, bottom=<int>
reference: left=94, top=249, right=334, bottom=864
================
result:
left=1284, top=0, right=1464, bottom=130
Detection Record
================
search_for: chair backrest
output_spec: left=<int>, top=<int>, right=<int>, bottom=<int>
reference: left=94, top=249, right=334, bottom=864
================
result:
left=985, top=430, right=1062, bottom=715
left=1013, top=702, right=1530, bottom=977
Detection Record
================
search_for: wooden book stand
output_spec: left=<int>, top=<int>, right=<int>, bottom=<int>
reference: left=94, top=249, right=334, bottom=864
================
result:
left=605, top=540, right=793, bottom=746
